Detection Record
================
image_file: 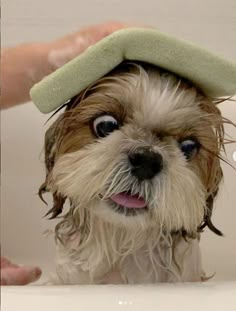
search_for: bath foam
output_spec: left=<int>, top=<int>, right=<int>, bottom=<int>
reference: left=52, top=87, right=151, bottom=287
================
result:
left=30, top=28, right=236, bottom=113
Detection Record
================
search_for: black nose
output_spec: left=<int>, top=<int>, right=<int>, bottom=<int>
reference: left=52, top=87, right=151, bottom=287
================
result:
left=128, top=149, right=163, bottom=181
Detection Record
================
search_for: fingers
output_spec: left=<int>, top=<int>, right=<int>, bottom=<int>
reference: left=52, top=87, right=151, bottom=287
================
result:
left=1, top=266, right=42, bottom=285
left=59, top=21, right=131, bottom=44
left=47, top=21, right=147, bottom=69
left=79, top=21, right=131, bottom=38
left=28, top=21, right=150, bottom=91
left=78, top=20, right=149, bottom=42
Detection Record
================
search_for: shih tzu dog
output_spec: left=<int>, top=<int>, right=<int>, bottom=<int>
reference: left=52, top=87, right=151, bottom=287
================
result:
left=39, top=61, right=234, bottom=284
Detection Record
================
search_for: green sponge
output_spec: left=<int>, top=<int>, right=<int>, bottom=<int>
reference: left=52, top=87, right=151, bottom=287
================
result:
left=30, top=28, right=236, bottom=113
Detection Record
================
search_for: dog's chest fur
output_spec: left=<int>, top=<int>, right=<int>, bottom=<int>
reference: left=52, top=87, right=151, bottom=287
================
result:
left=53, top=221, right=204, bottom=284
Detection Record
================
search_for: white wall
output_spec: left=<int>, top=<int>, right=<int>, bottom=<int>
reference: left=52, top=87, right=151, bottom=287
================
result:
left=1, top=0, right=236, bottom=280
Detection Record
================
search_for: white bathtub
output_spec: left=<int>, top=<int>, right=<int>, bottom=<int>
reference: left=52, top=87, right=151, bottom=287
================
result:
left=2, top=282, right=236, bottom=311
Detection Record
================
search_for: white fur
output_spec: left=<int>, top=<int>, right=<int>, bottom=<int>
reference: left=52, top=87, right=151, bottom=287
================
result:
left=52, top=222, right=204, bottom=284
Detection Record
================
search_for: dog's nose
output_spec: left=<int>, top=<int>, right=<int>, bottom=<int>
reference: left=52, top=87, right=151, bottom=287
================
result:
left=128, top=149, right=163, bottom=181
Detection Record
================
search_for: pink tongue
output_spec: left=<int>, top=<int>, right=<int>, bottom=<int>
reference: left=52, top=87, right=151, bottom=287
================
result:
left=110, top=193, right=146, bottom=208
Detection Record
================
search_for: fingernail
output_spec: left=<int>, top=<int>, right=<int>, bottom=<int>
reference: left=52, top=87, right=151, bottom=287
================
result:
left=34, top=267, right=42, bottom=278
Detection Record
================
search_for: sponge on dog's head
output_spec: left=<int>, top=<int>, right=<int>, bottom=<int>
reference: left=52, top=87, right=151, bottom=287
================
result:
left=30, top=28, right=236, bottom=113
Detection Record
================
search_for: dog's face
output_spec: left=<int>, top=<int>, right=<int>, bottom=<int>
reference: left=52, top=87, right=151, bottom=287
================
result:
left=44, top=63, right=224, bottom=236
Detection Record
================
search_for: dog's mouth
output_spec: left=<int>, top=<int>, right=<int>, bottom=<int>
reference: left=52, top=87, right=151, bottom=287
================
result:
left=108, top=191, right=148, bottom=216
left=110, top=192, right=146, bottom=208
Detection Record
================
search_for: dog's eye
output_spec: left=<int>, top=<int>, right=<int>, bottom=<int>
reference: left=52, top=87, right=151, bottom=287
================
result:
left=93, top=115, right=119, bottom=138
left=179, top=138, right=200, bottom=160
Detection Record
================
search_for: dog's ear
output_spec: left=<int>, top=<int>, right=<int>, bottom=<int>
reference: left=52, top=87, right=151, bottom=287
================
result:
left=38, top=94, right=87, bottom=218
left=199, top=97, right=235, bottom=236
left=38, top=113, right=67, bottom=219
left=198, top=134, right=224, bottom=236
left=198, top=132, right=224, bottom=236
left=199, top=187, right=223, bottom=236
left=196, top=98, right=226, bottom=236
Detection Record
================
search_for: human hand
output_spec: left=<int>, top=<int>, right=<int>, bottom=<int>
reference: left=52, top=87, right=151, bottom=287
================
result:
left=1, top=21, right=136, bottom=108
left=46, top=21, right=134, bottom=70
left=1, top=257, right=42, bottom=285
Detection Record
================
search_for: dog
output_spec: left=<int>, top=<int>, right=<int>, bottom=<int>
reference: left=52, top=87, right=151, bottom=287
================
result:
left=39, top=61, right=233, bottom=284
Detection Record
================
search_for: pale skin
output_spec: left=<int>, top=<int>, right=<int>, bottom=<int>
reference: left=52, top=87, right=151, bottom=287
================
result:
left=1, top=21, right=134, bottom=285
left=1, top=21, right=134, bottom=108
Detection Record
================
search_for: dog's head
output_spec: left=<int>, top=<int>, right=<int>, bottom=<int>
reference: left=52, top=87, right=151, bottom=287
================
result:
left=41, top=62, right=228, bottom=239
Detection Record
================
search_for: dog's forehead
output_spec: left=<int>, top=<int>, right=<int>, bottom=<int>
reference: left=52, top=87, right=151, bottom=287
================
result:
left=74, top=66, right=205, bottom=136
left=128, top=79, right=202, bottom=132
